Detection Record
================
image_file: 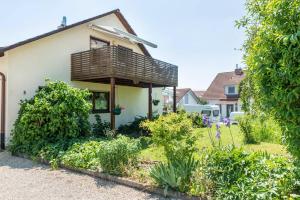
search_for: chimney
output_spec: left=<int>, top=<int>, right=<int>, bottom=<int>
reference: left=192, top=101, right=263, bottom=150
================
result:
left=234, top=64, right=243, bottom=75
left=57, top=16, right=67, bottom=29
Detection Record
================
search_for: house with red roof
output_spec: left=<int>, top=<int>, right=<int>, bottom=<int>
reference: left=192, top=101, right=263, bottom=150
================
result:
left=202, top=67, right=245, bottom=118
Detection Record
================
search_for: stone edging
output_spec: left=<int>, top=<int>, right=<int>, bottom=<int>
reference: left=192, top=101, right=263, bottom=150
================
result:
left=14, top=153, right=203, bottom=200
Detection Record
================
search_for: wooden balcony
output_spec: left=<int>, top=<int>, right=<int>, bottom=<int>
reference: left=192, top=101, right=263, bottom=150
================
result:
left=71, top=46, right=178, bottom=87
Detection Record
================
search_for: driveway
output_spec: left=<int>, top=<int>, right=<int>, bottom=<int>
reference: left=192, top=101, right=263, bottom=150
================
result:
left=0, top=151, right=165, bottom=200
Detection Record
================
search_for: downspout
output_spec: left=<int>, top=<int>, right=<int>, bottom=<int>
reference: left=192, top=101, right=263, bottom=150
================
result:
left=0, top=72, right=5, bottom=150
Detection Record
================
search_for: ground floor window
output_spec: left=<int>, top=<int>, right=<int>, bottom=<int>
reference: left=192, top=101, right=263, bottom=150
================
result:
left=90, top=91, right=110, bottom=113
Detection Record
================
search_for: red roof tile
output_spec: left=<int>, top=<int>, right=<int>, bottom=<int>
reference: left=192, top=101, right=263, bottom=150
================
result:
left=203, top=71, right=245, bottom=100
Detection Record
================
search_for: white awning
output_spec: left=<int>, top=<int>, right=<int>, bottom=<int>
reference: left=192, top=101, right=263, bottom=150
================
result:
left=89, top=24, right=157, bottom=48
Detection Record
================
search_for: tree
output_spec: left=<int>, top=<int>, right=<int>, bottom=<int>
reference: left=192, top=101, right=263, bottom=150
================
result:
left=237, top=0, right=300, bottom=159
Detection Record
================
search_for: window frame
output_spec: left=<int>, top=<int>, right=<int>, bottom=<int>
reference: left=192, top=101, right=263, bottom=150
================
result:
left=90, top=91, right=110, bottom=113
left=90, top=36, right=110, bottom=49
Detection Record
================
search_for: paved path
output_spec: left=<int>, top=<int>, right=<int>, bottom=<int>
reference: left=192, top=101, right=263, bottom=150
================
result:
left=0, top=151, right=166, bottom=200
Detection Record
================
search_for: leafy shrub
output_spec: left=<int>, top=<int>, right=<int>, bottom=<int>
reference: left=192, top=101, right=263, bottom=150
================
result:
left=118, top=116, right=149, bottom=137
left=61, top=140, right=102, bottom=170
left=238, top=0, right=300, bottom=159
left=200, top=146, right=298, bottom=199
left=238, top=114, right=257, bottom=144
left=150, top=155, right=199, bottom=193
left=98, top=135, right=141, bottom=175
left=188, top=112, right=205, bottom=128
left=92, top=114, right=110, bottom=137
left=141, top=112, right=196, bottom=162
left=238, top=114, right=282, bottom=144
left=10, top=81, right=91, bottom=155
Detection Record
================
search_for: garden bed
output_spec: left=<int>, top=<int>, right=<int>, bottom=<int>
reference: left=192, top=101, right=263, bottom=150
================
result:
left=15, top=152, right=202, bottom=200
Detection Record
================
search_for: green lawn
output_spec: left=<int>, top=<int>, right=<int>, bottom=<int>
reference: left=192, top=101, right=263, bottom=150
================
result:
left=139, top=125, right=288, bottom=162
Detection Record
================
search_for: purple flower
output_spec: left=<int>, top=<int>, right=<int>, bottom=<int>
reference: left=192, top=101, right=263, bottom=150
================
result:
left=202, top=115, right=208, bottom=125
left=216, top=130, right=221, bottom=139
left=216, top=123, right=220, bottom=130
left=207, top=119, right=212, bottom=128
left=224, top=118, right=231, bottom=127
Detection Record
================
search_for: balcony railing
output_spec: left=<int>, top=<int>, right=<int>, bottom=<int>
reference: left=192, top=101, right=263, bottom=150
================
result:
left=71, top=46, right=178, bottom=87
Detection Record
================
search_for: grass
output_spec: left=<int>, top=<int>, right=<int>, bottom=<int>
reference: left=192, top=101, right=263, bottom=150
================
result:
left=139, top=124, right=288, bottom=162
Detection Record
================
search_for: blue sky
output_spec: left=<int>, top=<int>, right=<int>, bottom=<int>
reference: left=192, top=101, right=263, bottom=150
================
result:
left=0, top=0, right=245, bottom=90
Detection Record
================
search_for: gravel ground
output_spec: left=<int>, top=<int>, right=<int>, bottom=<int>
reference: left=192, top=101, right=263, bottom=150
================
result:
left=0, top=151, right=166, bottom=200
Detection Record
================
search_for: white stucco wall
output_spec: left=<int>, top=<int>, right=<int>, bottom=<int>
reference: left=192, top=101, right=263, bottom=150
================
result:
left=2, top=13, right=163, bottom=143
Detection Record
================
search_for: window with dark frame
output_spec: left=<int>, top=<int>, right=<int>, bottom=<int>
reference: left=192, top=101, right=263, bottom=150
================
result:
left=228, top=86, right=236, bottom=94
left=90, top=37, right=109, bottom=49
left=90, top=91, right=110, bottom=113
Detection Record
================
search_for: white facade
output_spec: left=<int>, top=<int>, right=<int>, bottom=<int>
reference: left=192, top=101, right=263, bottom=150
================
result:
left=177, top=91, right=199, bottom=106
left=0, top=13, right=164, bottom=144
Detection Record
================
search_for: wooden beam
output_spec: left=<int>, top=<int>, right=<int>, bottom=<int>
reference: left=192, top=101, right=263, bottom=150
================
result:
left=173, top=86, right=177, bottom=113
left=148, top=83, right=153, bottom=119
left=110, top=77, right=116, bottom=130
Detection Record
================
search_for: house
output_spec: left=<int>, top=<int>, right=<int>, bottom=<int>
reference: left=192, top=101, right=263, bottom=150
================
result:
left=0, top=9, right=178, bottom=149
left=202, top=67, right=245, bottom=118
left=162, top=88, right=199, bottom=109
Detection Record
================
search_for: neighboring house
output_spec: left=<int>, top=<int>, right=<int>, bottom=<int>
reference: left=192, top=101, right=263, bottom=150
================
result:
left=194, top=90, right=205, bottom=99
left=194, top=90, right=207, bottom=104
left=202, top=67, right=245, bottom=118
left=176, top=88, right=199, bottom=106
left=162, top=88, right=199, bottom=109
left=0, top=9, right=178, bottom=149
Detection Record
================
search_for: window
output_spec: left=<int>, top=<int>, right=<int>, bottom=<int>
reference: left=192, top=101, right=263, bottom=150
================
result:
left=90, top=37, right=109, bottom=49
left=213, top=110, right=219, bottom=117
left=90, top=91, right=110, bottom=113
left=228, top=86, right=236, bottom=94
left=184, top=95, right=189, bottom=104
left=201, top=110, right=211, bottom=116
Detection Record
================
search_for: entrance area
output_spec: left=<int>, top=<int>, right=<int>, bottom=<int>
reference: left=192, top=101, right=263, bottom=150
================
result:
left=226, top=104, right=234, bottom=117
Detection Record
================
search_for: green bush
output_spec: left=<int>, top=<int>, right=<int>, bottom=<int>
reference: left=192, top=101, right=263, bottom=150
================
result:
left=92, top=114, right=111, bottom=137
left=150, top=155, right=199, bottom=193
left=237, top=0, right=300, bottom=159
left=238, top=114, right=282, bottom=144
left=188, top=112, right=205, bottom=128
left=238, top=114, right=257, bottom=144
left=200, top=146, right=298, bottom=199
left=141, top=112, right=196, bottom=162
left=98, top=135, right=141, bottom=175
left=10, top=81, right=92, bottom=155
left=61, top=140, right=102, bottom=170
left=118, top=116, right=149, bottom=137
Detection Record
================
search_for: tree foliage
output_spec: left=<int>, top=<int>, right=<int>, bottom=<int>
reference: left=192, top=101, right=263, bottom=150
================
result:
left=237, top=0, right=300, bottom=159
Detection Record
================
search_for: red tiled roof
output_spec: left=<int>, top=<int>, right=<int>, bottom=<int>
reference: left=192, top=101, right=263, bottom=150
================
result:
left=203, top=71, right=245, bottom=100
left=194, top=90, right=206, bottom=98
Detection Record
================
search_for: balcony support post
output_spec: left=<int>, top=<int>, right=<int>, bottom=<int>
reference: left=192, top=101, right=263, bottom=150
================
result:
left=148, top=83, right=153, bottom=120
left=110, top=77, right=116, bottom=130
left=173, top=86, right=177, bottom=113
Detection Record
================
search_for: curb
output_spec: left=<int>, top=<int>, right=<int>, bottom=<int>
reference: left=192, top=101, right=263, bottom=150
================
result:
left=14, top=153, right=203, bottom=200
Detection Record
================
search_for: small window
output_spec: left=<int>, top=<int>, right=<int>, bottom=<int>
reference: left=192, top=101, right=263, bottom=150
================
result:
left=184, top=95, right=189, bottom=104
left=90, top=37, right=109, bottom=49
left=90, top=91, right=110, bottom=113
left=228, top=86, right=236, bottom=94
